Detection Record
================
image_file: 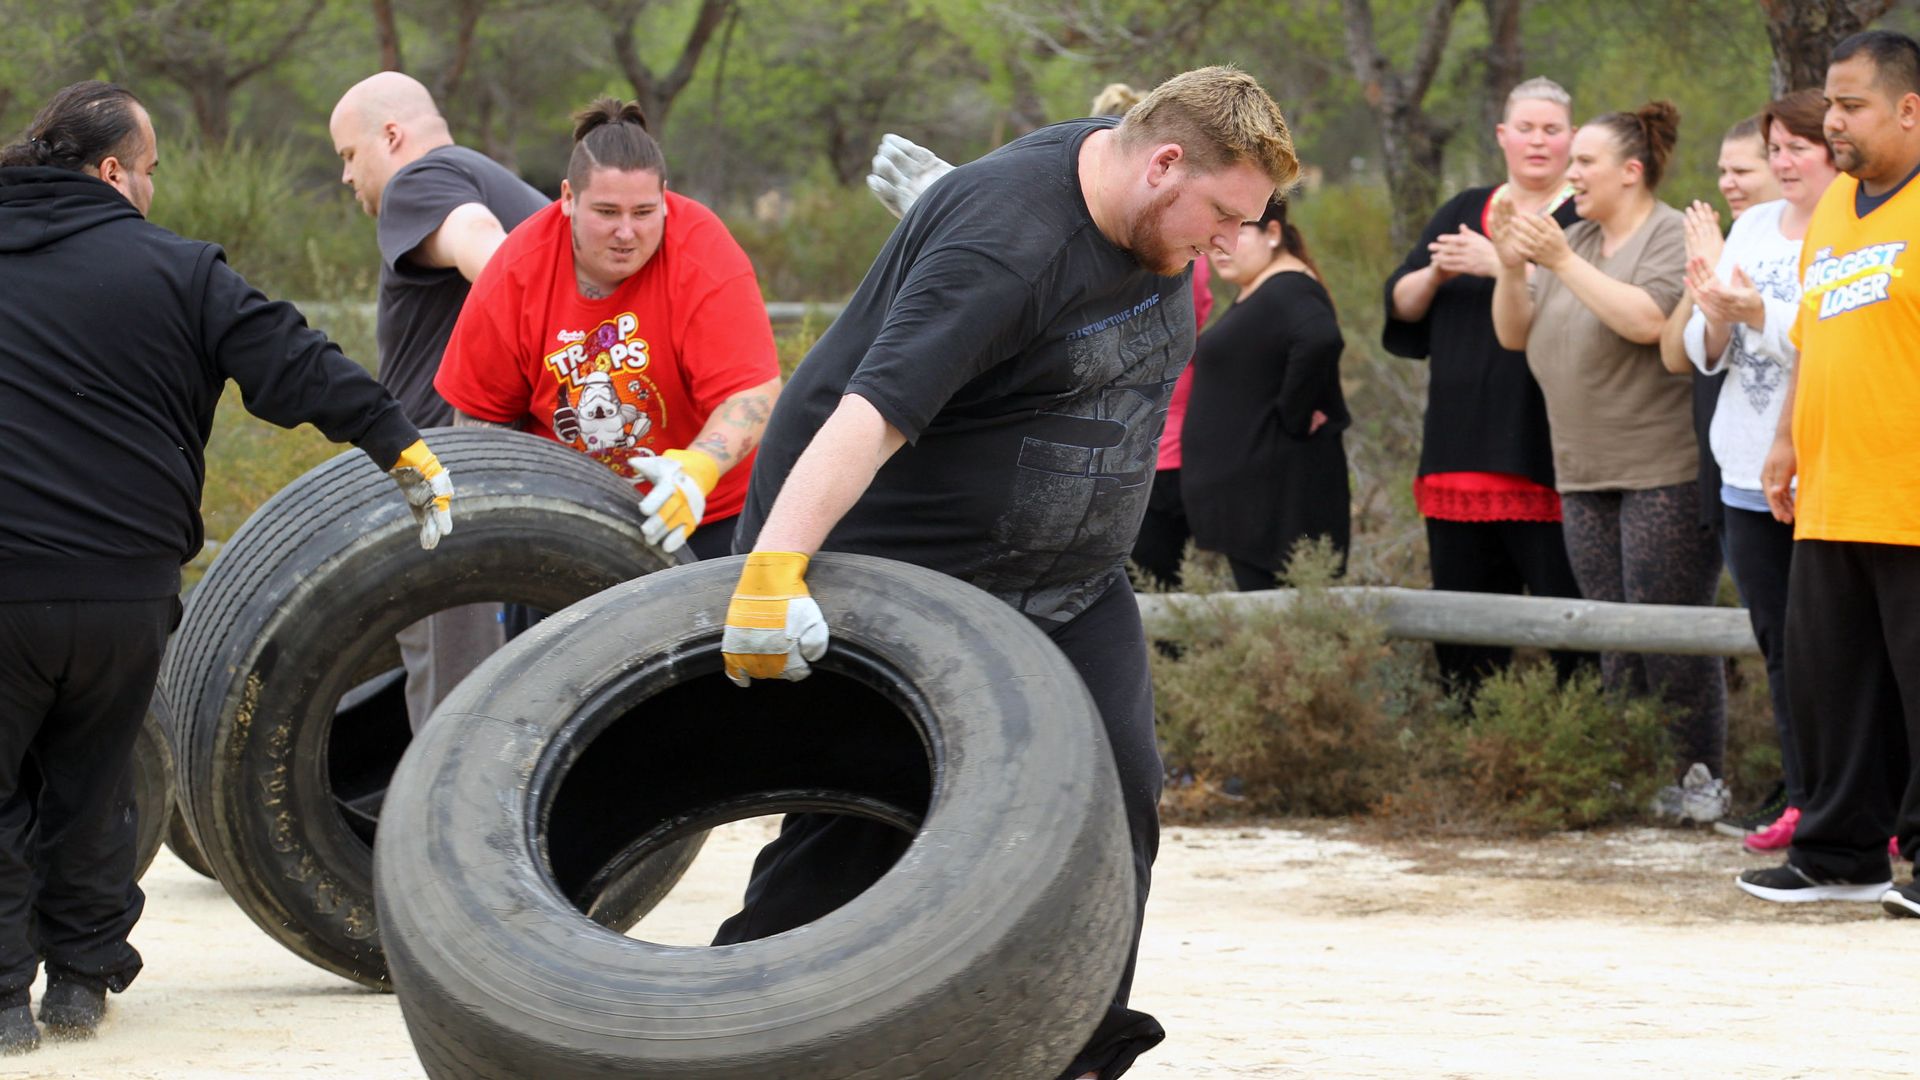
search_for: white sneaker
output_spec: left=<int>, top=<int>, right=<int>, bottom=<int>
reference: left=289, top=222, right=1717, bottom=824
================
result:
left=1651, top=762, right=1729, bottom=825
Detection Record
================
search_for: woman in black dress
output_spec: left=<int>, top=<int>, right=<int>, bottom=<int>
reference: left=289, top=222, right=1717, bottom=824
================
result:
left=1182, top=198, right=1349, bottom=591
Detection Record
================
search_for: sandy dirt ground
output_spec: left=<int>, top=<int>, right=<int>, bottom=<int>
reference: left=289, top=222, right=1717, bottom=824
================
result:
left=3, top=817, right=1914, bottom=1080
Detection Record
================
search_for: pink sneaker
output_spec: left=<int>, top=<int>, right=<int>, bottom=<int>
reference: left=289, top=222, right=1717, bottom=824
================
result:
left=1743, top=807, right=1800, bottom=853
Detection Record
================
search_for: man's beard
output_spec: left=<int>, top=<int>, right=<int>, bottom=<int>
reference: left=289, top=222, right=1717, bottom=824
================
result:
left=1829, top=137, right=1865, bottom=176
left=1121, top=188, right=1192, bottom=276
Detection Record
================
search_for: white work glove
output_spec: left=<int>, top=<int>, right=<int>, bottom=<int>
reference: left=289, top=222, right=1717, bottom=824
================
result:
left=388, top=439, right=453, bottom=550
left=866, top=133, right=954, bottom=220
left=722, top=552, right=829, bottom=687
left=630, top=449, right=720, bottom=554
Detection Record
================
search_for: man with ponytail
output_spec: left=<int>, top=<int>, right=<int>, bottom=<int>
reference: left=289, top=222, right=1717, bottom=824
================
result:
left=715, top=66, right=1297, bottom=1080
left=437, top=97, right=780, bottom=561
left=0, top=81, right=451, bottom=1051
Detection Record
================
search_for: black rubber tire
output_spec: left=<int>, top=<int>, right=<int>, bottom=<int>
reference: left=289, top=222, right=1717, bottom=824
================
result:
left=376, top=553, right=1134, bottom=1080
left=162, top=802, right=215, bottom=880
left=161, top=428, right=694, bottom=989
left=130, top=685, right=176, bottom=882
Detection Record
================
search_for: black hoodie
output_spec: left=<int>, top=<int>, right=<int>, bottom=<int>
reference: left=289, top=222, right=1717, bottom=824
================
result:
left=0, top=166, right=419, bottom=602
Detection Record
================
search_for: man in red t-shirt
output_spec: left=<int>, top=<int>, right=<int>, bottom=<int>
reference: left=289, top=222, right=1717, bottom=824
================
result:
left=437, top=97, right=780, bottom=558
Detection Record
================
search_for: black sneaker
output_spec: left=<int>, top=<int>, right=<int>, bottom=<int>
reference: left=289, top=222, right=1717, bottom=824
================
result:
left=38, top=969, right=105, bottom=1039
left=1736, top=862, right=1891, bottom=903
left=1883, top=881, right=1920, bottom=918
left=1713, top=782, right=1789, bottom=838
left=0, top=998, right=35, bottom=1054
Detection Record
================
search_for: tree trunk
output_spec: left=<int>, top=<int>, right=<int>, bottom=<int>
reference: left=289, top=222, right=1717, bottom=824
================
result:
left=436, top=0, right=484, bottom=100
left=372, top=0, right=404, bottom=71
left=1757, top=0, right=1894, bottom=94
left=1479, top=0, right=1524, bottom=165
left=603, top=0, right=734, bottom=135
left=1342, top=0, right=1466, bottom=253
left=190, top=78, right=231, bottom=144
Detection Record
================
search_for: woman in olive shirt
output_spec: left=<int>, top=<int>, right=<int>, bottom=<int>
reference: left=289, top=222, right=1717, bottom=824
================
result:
left=1490, top=101, right=1728, bottom=801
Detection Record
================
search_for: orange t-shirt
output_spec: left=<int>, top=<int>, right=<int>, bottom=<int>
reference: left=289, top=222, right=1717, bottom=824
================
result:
left=1789, top=172, right=1920, bottom=546
left=436, top=193, right=779, bottom=523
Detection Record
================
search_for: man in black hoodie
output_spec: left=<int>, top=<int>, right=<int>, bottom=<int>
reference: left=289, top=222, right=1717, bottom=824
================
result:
left=0, top=81, right=454, bottom=1053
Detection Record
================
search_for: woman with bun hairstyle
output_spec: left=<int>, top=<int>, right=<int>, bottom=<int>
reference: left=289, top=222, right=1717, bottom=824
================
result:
left=1490, top=100, right=1728, bottom=812
left=1182, top=197, right=1349, bottom=590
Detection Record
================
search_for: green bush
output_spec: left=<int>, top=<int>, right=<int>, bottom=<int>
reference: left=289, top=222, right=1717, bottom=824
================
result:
left=146, top=139, right=375, bottom=301
left=1149, top=540, right=1445, bottom=818
left=728, top=172, right=899, bottom=302
left=1422, top=664, right=1672, bottom=834
left=1148, top=537, right=1682, bottom=834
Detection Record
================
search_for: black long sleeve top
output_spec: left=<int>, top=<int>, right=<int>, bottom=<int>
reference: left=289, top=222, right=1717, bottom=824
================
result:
left=1381, top=185, right=1576, bottom=489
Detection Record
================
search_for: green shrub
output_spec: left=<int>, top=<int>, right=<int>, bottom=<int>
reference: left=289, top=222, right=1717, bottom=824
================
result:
left=190, top=383, right=343, bottom=590
left=1149, top=540, right=1445, bottom=818
left=728, top=172, right=898, bottom=302
left=1445, top=664, right=1672, bottom=833
left=146, top=139, right=375, bottom=301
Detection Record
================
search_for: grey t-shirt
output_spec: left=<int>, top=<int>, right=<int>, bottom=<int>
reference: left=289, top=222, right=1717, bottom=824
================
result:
left=736, top=119, right=1197, bottom=623
left=376, top=145, right=547, bottom=427
left=1526, top=202, right=1693, bottom=491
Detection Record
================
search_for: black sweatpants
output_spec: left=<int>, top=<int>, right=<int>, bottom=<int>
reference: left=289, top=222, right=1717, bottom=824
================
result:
left=1785, top=540, right=1920, bottom=880
left=1721, top=506, right=1802, bottom=807
left=1561, top=484, right=1728, bottom=775
left=1424, top=516, right=1591, bottom=693
left=0, top=597, right=173, bottom=996
left=712, top=573, right=1165, bottom=1080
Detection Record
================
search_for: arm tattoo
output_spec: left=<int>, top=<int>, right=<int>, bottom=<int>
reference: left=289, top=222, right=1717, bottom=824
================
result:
left=718, top=394, right=773, bottom=430
left=690, top=432, right=733, bottom=464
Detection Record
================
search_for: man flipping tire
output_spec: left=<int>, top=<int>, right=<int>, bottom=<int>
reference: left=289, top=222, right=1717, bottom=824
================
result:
left=716, top=67, right=1298, bottom=1079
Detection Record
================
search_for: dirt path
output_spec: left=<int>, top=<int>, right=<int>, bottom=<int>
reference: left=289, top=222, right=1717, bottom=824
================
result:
left=4, top=819, right=1911, bottom=1079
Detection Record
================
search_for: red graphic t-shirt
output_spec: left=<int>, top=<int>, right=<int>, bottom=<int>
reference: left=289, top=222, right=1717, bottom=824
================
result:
left=436, top=193, right=779, bottom=522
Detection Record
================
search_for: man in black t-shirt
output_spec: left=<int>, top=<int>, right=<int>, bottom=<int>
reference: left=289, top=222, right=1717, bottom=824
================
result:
left=330, top=72, right=549, bottom=730
left=718, top=67, right=1298, bottom=1080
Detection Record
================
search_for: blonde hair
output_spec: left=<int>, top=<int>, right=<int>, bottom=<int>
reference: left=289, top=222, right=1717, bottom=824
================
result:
left=1503, top=77, right=1571, bottom=121
left=1115, top=66, right=1298, bottom=188
left=1090, top=83, right=1142, bottom=117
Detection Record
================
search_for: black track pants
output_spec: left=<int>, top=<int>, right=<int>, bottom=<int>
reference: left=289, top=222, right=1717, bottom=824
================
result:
left=1784, top=540, right=1920, bottom=879
left=1721, top=506, right=1801, bottom=806
left=0, top=597, right=174, bottom=995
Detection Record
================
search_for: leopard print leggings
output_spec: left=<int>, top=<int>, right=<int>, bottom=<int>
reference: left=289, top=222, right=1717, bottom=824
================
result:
left=1561, top=482, right=1728, bottom=776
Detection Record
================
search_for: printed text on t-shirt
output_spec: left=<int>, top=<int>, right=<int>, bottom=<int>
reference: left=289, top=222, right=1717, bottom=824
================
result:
left=1803, top=242, right=1907, bottom=320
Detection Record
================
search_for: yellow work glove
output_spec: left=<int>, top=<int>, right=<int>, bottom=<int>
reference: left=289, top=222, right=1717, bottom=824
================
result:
left=722, top=552, right=829, bottom=687
left=629, top=448, right=720, bottom=555
left=388, top=439, right=453, bottom=550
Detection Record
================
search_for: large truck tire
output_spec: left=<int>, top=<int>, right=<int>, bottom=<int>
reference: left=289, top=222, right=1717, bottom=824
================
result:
left=377, top=553, right=1134, bottom=1079
left=162, top=803, right=214, bottom=879
left=161, top=429, right=694, bottom=988
left=129, top=686, right=175, bottom=880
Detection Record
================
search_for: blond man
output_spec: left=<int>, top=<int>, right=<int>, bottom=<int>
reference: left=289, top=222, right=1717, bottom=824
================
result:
left=712, top=66, right=1296, bottom=1080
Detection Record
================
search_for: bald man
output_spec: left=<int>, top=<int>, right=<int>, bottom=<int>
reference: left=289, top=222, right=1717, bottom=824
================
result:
left=329, top=73, right=548, bottom=729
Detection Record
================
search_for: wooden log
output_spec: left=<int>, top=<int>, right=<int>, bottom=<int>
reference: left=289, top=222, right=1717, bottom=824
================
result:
left=1135, top=587, right=1760, bottom=657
